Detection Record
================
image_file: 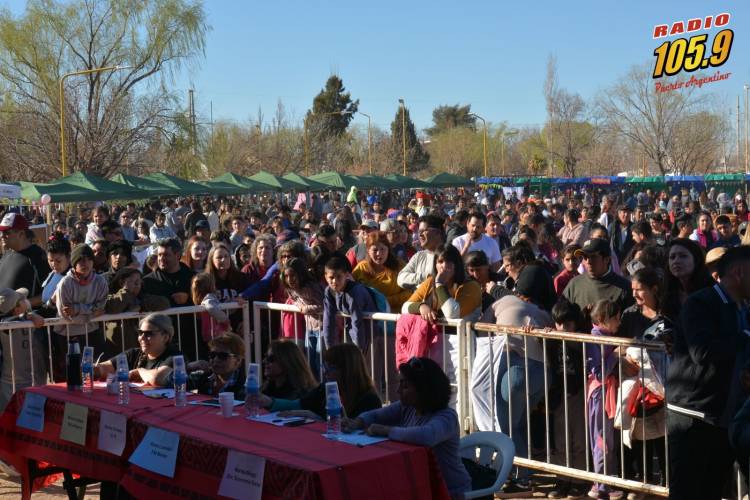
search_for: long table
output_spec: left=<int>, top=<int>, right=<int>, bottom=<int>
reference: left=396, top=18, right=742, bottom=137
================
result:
left=0, top=385, right=450, bottom=499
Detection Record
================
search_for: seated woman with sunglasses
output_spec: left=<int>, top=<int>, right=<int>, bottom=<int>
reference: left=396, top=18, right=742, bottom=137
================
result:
left=94, top=313, right=181, bottom=384
left=155, top=332, right=247, bottom=399
left=261, top=340, right=318, bottom=400
left=343, top=357, right=471, bottom=499
left=257, top=343, right=381, bottom=420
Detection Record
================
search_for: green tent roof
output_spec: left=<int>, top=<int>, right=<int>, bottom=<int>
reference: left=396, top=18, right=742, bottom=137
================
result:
left=49, top=172, right=144, bottom=200
left=422, top=172, right=474, bottom=187
left=281, top=172, right=331, bottom=192
left=382, top=174, right=430, bottom=189
left=704, top=173, right=745, bottom=182
left=110, top=173, right=176, bottom=197
left=308, top=171, right=360, bottom=190
left=198, top=180, right=251, bottom=195
left=248, top=170, right=299, bottom=191
left=142, top=173, right=210, bottom=195
left=209, top=172, right=267, bottom=192
left=20, top=181, right=102, bottom=203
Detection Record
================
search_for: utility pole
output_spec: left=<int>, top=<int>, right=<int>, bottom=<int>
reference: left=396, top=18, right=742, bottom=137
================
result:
left=738, top=96, right=741, bottom=171
left=745, top=85, right=749, bottom=174
left=188, top=89, right=197, bottom=156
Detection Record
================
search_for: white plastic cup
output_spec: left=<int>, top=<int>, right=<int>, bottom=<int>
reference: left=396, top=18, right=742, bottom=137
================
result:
left=219, top=392, right=234, bottom=418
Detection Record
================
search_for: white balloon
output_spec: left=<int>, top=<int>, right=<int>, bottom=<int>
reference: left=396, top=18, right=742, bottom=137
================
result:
left=40, top=193, right=51, bottom=205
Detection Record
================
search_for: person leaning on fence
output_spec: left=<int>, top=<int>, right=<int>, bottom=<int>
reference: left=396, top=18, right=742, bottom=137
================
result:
left=474, top=264, right=554, bottom=495
left=0, top=213, right=51, bottom=309
left=352, top=230, right=411, bottom=311
left=103, top=267, right=169, bottom=359
left=53, top=244, right=108, bottom=380
left=343, top=357, right=472, bottom=500
left=281, top=257, right=324, bottom=374
left=321, top=256, right=377, bottom=352
left=0, top=288, right=45, bottom=411
left=94, top=313, right=182, bottom=385
left=667, top=246, right=750, bottom=500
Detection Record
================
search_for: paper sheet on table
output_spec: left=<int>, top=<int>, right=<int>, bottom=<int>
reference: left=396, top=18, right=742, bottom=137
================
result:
left=218, top=449, right=265, bottom=499
left=98, top=410, right=127, bottom=456
left=326, top=430, right=388, bottom=447
left=129, top=426, right=180, bottom=478
left=142, top=388, right=176, bottom=399
left=59, top=402, right=88, bottom=445
left=248, top=412, right=310, bottom=427
left=16, top=393, right=46, bottom=432
left=189, top=398, right=244, bottom=407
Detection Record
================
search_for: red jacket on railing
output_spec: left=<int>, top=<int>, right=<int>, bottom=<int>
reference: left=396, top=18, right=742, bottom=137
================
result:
left=395, top=314, right=440, bottom=367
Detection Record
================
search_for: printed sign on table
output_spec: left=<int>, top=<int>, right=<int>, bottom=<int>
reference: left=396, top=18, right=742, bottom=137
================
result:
left=129, top=426, right=180, bottom=478
left=16, top=393, right=46, bottom=432
left=98, top=410, right=127, bottom=456
left=218, top=449, right=265, bottom=499
left=59, top=402, right=88, bottom=446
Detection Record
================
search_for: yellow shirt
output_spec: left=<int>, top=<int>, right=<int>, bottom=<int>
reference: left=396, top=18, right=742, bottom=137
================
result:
left=405, top=276, right=482, bottom=319
left=352, top=260, right=412, bottom=311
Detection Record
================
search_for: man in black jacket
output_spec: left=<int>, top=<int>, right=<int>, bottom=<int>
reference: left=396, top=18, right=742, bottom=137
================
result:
left=666, top=245, right=750, bottom=500
left=0, top=213, right=50, bottom=307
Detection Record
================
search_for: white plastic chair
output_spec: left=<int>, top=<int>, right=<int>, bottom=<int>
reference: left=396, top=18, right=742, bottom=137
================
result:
left=459, top=431, right=516, bottom=499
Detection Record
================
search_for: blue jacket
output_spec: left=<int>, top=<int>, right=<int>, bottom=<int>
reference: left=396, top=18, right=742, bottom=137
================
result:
left=322, top=280, right=377, bottom=351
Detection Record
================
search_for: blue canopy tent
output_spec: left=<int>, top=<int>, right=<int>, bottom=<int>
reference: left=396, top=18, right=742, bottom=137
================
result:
left=665, top=175, right=706, bottom=194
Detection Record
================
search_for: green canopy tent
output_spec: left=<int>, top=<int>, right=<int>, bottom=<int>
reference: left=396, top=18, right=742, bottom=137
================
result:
left=422, top=172, right=474, bottom=188
left=281, top=172, right=333, bottom=192
left=210, top=172, right=265, bottom=192
left=110, top=173, right=177, bottom=197
left=625, top=176, right=667, bottom=191
left=142, top=173, right=210, bottom=195
left=248, top=170, right=300, bottom=192
left=308, top=171, right=360, bottom=191
left=382, top=174, right=430, bottom=189
left=198, top=180, right=251, bottom=196
left=20, top=181, right=103, bottom=203
left=704, top=173, right=746, bottom=193
left=49, top=172, right=144, bottom=200
left=355, top=175, right=398, bottom=189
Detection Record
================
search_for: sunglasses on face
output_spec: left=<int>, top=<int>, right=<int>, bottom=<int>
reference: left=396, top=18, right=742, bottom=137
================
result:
left=208, top=351, right=236, bottom=361
left=137, top=329, right=162, bottom=339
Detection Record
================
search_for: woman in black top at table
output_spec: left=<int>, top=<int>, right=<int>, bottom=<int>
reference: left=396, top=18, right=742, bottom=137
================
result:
left=94, top=313, right=182, bottom=384
left=261, top=339, right=318, bottom=399
left=259, top=343, right=382, bottom=420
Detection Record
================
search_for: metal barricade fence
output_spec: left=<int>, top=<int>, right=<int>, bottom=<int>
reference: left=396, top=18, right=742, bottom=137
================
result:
left=251, top=301, right=469, bottom=414
left=0, top=302, right=250, bottom=404
left=466, top=321, right=670, bottom=497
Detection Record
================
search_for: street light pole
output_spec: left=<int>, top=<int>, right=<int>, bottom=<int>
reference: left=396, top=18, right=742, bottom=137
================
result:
left=399, top=99, right=406, bottom=176
left=500, top=129, right=519, bottom=176
left=59, top=65, right=129, bottom=177
left=469, top=113, right=488, bottom=177
left=745, top=84, right=749, bottom=174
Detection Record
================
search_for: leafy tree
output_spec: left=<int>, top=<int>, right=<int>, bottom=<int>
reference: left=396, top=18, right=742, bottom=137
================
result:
left=306, top=75, right=358, bottom=136
left=390, top=104, right=429, bottom=172
left=0, top=0, right=208, bottom=180
left=425, top=104, right=476, bottom=137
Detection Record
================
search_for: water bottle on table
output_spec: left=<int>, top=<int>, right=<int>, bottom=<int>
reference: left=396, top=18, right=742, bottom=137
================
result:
left=81, top=346, right=94, bottom=393
left=245, top=363, right=260, bottom=418
left=66, top=342, right=82, bottom=391
left=325, top=381, right=342, bottom=439
left=173, top=355, right=187, bottom=407
left=116, top=352, right=129, bottom=405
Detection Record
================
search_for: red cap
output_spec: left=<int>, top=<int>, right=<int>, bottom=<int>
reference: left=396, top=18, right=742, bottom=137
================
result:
left=0, top=213, right=29, bottom=231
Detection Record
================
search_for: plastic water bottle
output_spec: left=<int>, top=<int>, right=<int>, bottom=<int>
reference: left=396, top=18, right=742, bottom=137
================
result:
left=116, top=353, right=129, bottom=405
left=81, top=346, right=94, bottom=394
left=245, top=363, right=260, bottom=418
left=173, top=355, right=187, bottom=407
left=325, top=381, right=342, bottom=439
left=66, top=342, right=82, bottom=391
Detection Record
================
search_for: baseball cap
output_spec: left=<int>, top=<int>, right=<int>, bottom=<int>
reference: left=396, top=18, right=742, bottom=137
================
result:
left=360, top=220, right=379, bottom=230
left=705, top=247, right=727, bottom=267
left=0, top=288, right=28, bottom=315
left=0, top=213, right=29, bottom=232
left=379, top=219, right=397, bottom=232
left=574, top=238, right=611, bottom=258
left=195, top=220, right=210, bottom=229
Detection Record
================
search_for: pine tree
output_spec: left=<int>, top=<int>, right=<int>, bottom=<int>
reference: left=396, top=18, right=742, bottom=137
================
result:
left=390, top=105, right=430, bottom=172
left=306, top=75, right=359, bottom=136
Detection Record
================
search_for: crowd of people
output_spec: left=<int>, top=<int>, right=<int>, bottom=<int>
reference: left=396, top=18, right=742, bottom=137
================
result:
left=1, top=184, right=750, bottom=499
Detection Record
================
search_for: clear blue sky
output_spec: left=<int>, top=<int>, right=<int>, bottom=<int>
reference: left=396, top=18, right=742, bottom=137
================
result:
left=3, top=1, right=749, bottom=132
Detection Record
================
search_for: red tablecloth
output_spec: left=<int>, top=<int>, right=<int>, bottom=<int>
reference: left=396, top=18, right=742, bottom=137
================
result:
left=0, top=385, right=450, bottom=500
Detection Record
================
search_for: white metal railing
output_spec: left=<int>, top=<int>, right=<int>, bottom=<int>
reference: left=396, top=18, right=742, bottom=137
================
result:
left=251, top=301, right=468, bottom=413
left=467, top=322, right=670, bottom=497
left=0, top=302, right=250, bottom=409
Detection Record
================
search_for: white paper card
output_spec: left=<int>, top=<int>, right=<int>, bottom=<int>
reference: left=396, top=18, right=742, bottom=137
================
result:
left=98, top=410, right=127, bottom=456
left=218, top=449, right=265, bottom=499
